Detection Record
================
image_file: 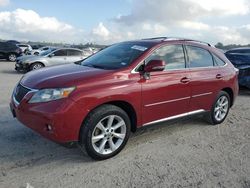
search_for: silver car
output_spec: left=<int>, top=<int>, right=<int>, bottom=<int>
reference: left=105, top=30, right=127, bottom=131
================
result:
left=15, top=48, right=87, bottom=72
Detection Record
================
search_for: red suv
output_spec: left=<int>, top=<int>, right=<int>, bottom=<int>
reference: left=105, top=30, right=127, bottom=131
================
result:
left=10, top=37, right=238, bottom=160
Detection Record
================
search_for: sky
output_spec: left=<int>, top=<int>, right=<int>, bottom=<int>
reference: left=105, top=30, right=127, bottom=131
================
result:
left=0, top=0, right=250, bottom=45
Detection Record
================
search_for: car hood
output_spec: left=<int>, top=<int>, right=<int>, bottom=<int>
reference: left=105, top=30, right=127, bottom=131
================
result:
left=17, top=55, right=44, bottom=63
left=20, top=64, right=111, bottom=89
left=17, top=55, right=35, bottom=61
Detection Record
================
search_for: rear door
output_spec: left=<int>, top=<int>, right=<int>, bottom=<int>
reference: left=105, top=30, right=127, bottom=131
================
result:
left=66, top=49, right=84, bottom=63
left=141, top=43, right=191, bottom=125
left=185, top=45, right=222, bottom=112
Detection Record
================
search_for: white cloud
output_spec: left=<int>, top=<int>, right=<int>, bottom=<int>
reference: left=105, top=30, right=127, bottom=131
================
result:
left=110, top=0, right=250, bottom=45
left=179, top=21, right=210, bottom=31
left=189, top=0, right=249, bottom=15
left=115, top=0, right=250, bottom=25
left=0, top=9, right=84, bottom=43
left=0, top=0, right=9, bottom=7
left=1, top=1, right=250, bottom=45
left=92, top=22, right=110, bottom=38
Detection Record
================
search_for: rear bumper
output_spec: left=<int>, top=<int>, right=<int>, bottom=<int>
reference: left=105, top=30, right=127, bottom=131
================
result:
left=10, top=94, right=85, bottom=143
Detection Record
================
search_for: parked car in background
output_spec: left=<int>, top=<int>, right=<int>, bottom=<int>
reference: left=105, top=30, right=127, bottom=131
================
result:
left=6, top=40, right=20, bottom=44
left=0, top=42, right=22, bottom=61
left=16, top=44, right=32, bottom=54
left=225, top=48, right=250, bottom=88
left=30, top=46, right=55, bottom=56
left=10, top=37, right=238, bottom=160
left=15, top=48, right=87, bottom=71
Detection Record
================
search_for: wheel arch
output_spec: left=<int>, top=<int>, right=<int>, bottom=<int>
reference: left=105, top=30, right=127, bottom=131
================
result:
left=80, top=100, right=138, bottom=136
left=105, top=101, right=137, bottom=132
left=30, top=62, right=45, bottom=68
left=221, top=87, right=234, bottom=107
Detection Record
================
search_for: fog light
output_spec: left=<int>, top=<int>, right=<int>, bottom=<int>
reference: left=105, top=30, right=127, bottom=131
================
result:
left=46, top=124, right=52, bottom=131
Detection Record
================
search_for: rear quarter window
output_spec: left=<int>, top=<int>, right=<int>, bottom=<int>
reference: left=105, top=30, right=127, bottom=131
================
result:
left=213, top=55, right=226, bottom=66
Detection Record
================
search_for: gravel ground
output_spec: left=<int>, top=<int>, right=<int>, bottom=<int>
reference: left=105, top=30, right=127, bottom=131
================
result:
left=0, top=61, right=249, bottom=188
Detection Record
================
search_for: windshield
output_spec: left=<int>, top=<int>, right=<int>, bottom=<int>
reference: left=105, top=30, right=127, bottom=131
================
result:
left=81, top=42, right=153, bottom=70
left=40, top=48, right=57, bottom=56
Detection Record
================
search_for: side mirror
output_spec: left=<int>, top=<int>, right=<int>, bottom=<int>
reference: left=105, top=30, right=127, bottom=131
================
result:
left=48, top=53, right=55, bottom=58
left=144, top=60, right=166, bottom=72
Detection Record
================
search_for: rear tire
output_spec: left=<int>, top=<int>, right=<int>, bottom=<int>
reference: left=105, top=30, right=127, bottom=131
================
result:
left=79, top=105, right=131, bottom=160
left=30, top=63, right=44, bottom=71
left=205, top=91, right=230, bottom=125
left=8, top=53, right=17, bottom=62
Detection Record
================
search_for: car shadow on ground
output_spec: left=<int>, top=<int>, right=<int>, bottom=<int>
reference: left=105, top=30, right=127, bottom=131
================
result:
left=239, top=86, right=250, bottom=96
left=0, top=70, right=24, bottom=75
left=0, top=112, right=207, bottom=170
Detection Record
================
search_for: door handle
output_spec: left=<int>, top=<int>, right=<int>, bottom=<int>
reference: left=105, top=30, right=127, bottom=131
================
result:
left=216, top=74, right=223, bottom=79
left=180, top=77, right=190, bottom=84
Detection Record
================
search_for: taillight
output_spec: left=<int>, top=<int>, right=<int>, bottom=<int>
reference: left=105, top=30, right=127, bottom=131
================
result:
left=234, top=67, right=239, bottom=75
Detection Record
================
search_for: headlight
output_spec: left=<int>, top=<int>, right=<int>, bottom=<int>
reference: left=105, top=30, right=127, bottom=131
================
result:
left=29, top=87, right=75, bottom=103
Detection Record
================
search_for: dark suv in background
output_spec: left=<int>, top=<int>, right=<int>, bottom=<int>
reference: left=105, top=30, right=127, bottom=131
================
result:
left=225, top=48, right=250, bottom=88
left=0, top=42, right=22, bottom=61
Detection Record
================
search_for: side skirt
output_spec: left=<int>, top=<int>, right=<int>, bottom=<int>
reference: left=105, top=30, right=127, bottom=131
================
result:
left=143, top=110, right=206, bottom=127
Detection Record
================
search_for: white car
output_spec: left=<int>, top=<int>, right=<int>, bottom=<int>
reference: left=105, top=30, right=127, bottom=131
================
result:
left=16, top=44, right=32, bottom=53
left=31, top=46, right=55, bottom=56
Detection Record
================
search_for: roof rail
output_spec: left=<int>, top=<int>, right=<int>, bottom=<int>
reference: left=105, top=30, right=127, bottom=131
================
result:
left=141, top=37, right=212, bottom=47
left=163, top=37, right=212, bottom=47
left=141, top=37, right=168, bottom=41
left=179, top=39, right=212, bottom=47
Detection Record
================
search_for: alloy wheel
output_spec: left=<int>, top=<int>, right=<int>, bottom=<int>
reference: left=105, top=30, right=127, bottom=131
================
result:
left=214, top=95, right=229, bottom=122
left=32, top=64, right=43, bottom=70
left=9, top=54, right=16, bottom=61
left=91, top=115, right=127, bottom=155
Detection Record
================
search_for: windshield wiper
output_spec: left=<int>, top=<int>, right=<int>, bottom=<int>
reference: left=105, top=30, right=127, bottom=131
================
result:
left=83, top=64, right=106, bottom=69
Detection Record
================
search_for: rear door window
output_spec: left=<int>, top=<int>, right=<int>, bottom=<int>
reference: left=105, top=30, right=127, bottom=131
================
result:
left=67, top=49, right=82, bottom=56
left=53, top=49, right=67, bottom=56
left=186, top=46, right=214, bottom=68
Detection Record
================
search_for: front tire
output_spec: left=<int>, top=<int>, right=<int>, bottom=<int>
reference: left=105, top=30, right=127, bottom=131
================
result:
left=79, top=105, right=131, bottom=160
left=30, top=62, right=44, bottom=71
left=205, top=91, right=230, bottom=125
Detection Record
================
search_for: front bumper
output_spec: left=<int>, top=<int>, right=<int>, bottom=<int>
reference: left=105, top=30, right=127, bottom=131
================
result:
left=15, top=62, right=29, bottom=71
left=10, top=92, right=85, bottom=143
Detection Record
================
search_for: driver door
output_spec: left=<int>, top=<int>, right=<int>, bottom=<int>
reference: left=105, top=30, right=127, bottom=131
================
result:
left=141, top=44, right=191, bottom=125
left=48, top=49, right=68, bottom=66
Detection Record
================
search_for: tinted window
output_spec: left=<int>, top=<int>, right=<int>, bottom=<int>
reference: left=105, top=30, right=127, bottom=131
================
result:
left=213, top=55, right=226, bottom=66
left=53, top=49, right=67, bottom=56
left=186, top=46, right=213, bottom=68
left=227, top=49, right=250, bottom=54
left=43, top=47, right=49, bottom=51
left=146, top=45, right=185, bottom=70
left=237, top=49, right=250, bottom=54
left=18, top=45, right=27, bottom=47
left=67, top=49, right=82, bottom=56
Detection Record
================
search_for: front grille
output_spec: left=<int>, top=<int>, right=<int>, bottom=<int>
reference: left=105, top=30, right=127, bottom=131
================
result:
left=14, top=83, right=31, bottom=103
